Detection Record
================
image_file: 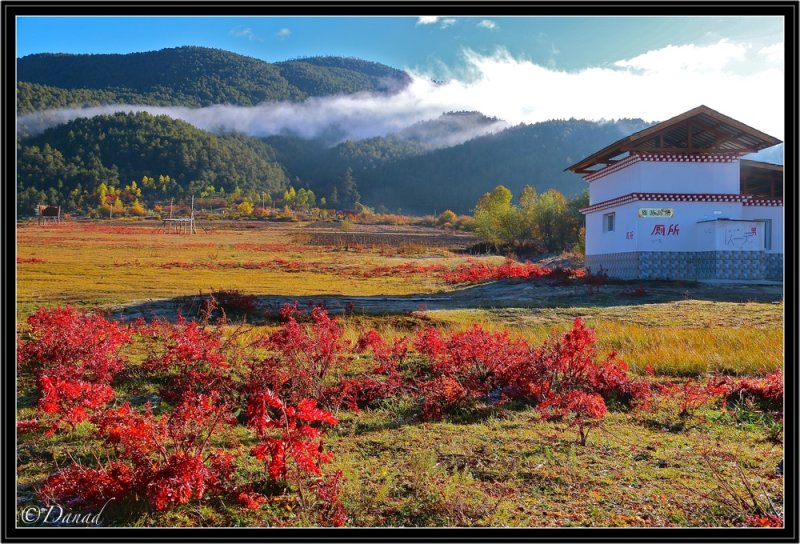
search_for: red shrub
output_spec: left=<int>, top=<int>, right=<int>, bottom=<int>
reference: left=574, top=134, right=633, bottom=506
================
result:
left=441, top=259, right=581, bottom=286
left=414, top=324, right=530, bottom=419
left=257, top=307, right=350, bottom=403
left=355, top=329, right=409, bottom=375
left=323, top=375, right=402, bottom=411
left=248, top=391, right=338, bottom=483
left=143, top=319, right=231, bottom=401
left=419, top=376, right=469, bottom=421
left=237, top=490, right=268, bottom=510
left=18, top=306, right=132, bottom=384
left=81, top=393, right=236, bottom=511
left=208, top=289, right=259, bottom=316
left=16, top=419, right=41, bottom=434
left=40, top=461, right=136, bottom=509
left=539, top=390, right=607, bottom=445
left=725, top=370, right=783, bottom=412
left=313, top=470, right=348, bottom=527
left=146, top=453, right=216, bottom=511
left=38, top=376, right=115, bottom=435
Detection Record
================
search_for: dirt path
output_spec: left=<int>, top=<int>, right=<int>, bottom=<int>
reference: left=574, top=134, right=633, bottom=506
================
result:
left=109, top=279, right=783, bottom=322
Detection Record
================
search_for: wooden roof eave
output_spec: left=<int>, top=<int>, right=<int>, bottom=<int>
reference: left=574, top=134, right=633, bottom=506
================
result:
left=565, top=105, right=782, bottom=173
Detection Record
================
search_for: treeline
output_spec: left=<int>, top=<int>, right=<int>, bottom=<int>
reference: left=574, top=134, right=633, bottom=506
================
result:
left=472, top=185, right=588, bottom=253
left=17, top=112, right=288, bottom=215
left=17, top=47, right=411, bottom=114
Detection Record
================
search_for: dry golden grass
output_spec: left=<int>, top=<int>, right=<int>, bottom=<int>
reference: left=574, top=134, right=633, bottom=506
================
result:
left=16, top=220, right=784, bottom=378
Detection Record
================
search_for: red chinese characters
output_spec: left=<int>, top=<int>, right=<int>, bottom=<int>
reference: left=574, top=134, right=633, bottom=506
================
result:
left=650, top=224, right=680, bottom=236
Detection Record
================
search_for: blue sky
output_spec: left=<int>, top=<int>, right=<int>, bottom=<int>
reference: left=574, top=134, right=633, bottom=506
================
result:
left=16, top=16, right=786, bottom=147
left=16, top=16, right=783, bottom=75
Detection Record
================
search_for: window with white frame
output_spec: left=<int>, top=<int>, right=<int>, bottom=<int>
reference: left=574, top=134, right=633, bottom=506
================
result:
left=603, top=212, right=615, bottom=233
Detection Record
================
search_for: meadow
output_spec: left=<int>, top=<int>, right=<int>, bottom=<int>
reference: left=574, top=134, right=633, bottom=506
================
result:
left=15, top=220, right=785, bottom=528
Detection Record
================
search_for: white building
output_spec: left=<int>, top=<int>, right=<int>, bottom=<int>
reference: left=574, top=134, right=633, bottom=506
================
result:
left=567, top=106, right=783, bottom=281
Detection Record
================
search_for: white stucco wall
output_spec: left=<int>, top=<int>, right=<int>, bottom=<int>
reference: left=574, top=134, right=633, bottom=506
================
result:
left=585, top=201, right=640, bottom=255
left=586, top=201, right=747, bottom=255
left=696, top=220, right=766, bottom=252
left=589, top=160, right=741, bottom=204
left=741, top=206, right=783, bottom=253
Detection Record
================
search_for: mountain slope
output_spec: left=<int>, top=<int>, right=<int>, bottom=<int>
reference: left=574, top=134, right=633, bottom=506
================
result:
left=267, top=118, right=653, bottom=214
left=16, top=47, right=411, bottom=113
left=360, top=119, right=653, bottom=213
left=17, top=112, right=288, bottom=214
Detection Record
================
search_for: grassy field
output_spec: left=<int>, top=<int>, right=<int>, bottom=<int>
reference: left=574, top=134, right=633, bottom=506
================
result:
left=15, top=220, right=785, bottom=528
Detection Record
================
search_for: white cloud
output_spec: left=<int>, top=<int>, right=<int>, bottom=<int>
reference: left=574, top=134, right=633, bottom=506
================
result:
left=759, top=42, right=783, bottom=64
left=477, top=20, right=497, bottom=30
left=417, top=16, right=456, bottom=29
left=17, top=40, right=784, bottom=145
left=275, top=28, right=291, bottom=40
left=614, top=39, right=747, bottom=73
left=230, top=27, right=260, bottom=41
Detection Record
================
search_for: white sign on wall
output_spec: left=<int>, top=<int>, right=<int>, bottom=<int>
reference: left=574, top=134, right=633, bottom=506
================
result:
left=638, top=208, right=674, bottom=218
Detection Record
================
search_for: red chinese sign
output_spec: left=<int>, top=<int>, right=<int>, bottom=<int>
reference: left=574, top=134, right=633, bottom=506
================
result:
left=650, top=224, right=680, bottom=236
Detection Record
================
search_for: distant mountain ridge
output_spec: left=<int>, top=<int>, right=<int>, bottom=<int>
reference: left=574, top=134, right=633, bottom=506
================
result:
left=16, top=46, right=663, bottom=215
left=16, top=46, right=411, bottom=113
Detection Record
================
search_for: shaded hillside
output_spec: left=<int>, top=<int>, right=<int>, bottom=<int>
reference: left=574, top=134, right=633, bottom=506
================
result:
left=17, top=112, right=287, bottom=214
left=268, top=118, right=652, bottom=214
left=17, top=47, right=411, bottom=113
left=361, top=119, right=653, bottom=213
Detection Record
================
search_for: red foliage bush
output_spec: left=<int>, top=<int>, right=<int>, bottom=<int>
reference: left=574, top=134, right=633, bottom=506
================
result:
left=248, top=394, right=338, bottom=480
left=38, top=376, right=115, bottom=435
left=246, top=388, right=345, bottom=523
left=16, top=419, right=41, bottom=434
left=441, top=259, right=583, bottom=286
left=539, top=390, right=608, bottom=445
left=40, top=460, right=136, bottom=509
left=208, top=289, right=259, bottom=316
left=143, top=319, right=232, bottom=402
left=17, top=306, right=132, bottom=434
left=49, top=392, right=237, bottom=511
left=18, top=306, right=132, bottom=384
left=724, top=370, right=783, bottom=412
left=254, top=306, right=350, bottom=403
left=355, top=329, right=409, bottom=375
left=419, top=375, right=469, bottom=421
left=323, top=375, right=403, bottom=411
left=411, top=317, right=648, bottom=443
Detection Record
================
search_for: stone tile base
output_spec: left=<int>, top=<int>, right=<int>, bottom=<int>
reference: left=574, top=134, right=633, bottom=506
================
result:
left=587, top=251, right=781, bottom=281
left=766, top=253, right=783, bottom=281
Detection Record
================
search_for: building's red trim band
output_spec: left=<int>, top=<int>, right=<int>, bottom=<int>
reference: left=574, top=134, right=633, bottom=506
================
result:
left=637, top=152, right=740, bottom=163
left=583, top=152, right=741, bottom=183
left=580, top=193, right=783, bottom=214
left=583, top=155, right=640, bottom=182
left=743, top=198, right=784, bottom=207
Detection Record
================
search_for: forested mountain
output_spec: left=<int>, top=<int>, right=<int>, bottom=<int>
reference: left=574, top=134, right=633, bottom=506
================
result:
left=17, top=107, right=650, bottom=216
left=266, top=118, right=652, bottom=214
left=16, top=46, right=655, bottom=216
left=360, top=119, right=652, bottom=213
left=16, top=47, right=411, bottom=113
left=17, top=112, right=287, bottom=214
